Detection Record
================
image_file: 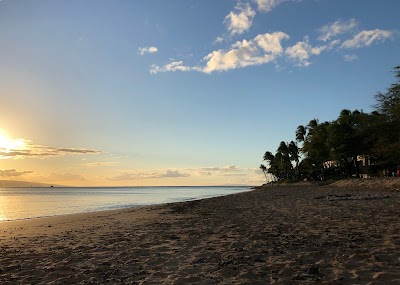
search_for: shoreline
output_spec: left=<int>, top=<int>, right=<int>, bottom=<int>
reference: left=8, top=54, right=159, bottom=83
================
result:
left=0, top=188, right=254, bottom=235
left=1, top=184, right=400, bottom=284
left=0, top=185, right=252, bottom=222
left=0, top=204, right=144, bottom=225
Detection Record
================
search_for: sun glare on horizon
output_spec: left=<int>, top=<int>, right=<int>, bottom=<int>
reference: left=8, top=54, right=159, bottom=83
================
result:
left=0, top=132, right=25, bottom=153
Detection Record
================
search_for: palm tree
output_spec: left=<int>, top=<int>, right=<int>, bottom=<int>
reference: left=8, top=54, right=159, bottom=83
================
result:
left=296, top=125, right=306, bottom=142
left=259, top=164, right=268, bottom=182
left=288, top=141, right=300, bottom=178
left=263, top=151, right=279, bottom=179
left=263, top=151, right=274, bottom=162
left=277, top=141, right=292, bottom=179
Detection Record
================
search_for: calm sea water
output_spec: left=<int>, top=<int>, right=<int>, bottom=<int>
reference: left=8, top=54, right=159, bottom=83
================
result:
left=0, top=186, right=250, bottom=221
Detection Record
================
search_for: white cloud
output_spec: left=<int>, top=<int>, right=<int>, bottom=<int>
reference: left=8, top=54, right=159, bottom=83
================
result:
left=138, top=46, right=159, bottom=56
left=343, top=54, right=358, bottom=62
left=254, top=33, right=289, bottom=53
left=341, top=29, right=394, bottom=49
left=285, top=38, right=326, bottom=67
left=318, top=19, right=358, bottom=42
left=285, top=42, right=311, bottom=66
left=225, top=3, right=256, bottom=36
left=202, top=32, right=289, bottom=73
left=150, top=61, right=196, bottom=74
left=328, top=39, right=341, bottom=48
left=214, top=36, right=225, bottom=44
left=256, top=0, right=285, bottom=12
left=110, top=170, right=190, bottom=180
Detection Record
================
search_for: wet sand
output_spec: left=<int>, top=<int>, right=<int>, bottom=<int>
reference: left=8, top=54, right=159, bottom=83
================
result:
left=1, top=183, right=400, bottom=284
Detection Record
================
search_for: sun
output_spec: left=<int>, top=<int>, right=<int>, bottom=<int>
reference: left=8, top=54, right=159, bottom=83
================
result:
left=0, top=133, right=25, bottom=152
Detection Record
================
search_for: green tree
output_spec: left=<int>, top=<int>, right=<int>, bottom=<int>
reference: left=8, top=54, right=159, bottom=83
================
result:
left=329, top=110, right=362, bottom=177
left=373, top=66, right=400, bottom=172
left=297, top=119, right=331, bottom=180
left=263, top=151, right=280, bottom=178
left=374, top=66, right=400, bottom=122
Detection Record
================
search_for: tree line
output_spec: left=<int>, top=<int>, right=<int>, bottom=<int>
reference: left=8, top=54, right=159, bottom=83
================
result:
left=260, top=66, right=400, bottom=182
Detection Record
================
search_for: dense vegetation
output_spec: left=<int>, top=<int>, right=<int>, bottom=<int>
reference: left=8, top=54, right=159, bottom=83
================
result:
left=260, top=66, right=400, bottom=182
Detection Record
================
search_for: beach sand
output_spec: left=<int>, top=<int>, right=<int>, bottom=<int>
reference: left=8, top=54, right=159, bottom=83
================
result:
left=1, top=181, right=400, bottom=284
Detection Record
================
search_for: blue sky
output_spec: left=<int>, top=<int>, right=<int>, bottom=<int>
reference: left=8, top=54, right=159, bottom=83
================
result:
left=0, top=0, right=399, bottom=186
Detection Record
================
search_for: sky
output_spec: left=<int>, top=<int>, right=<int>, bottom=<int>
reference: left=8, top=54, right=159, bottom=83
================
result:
left=0, top=0, right=399, bottom=186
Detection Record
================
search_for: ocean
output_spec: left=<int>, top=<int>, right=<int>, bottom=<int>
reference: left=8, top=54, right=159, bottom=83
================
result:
left=0, top=186, right=251, bottom=221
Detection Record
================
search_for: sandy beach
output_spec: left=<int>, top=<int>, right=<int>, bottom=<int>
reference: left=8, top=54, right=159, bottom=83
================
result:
left=1, top=180, right=400, bottom=284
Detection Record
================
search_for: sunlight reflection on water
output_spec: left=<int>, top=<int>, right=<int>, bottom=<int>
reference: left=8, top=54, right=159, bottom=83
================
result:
left=0, top=195, right=9, bottom=221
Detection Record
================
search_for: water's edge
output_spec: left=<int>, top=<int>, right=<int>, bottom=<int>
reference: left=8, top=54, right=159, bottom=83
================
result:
left=0, top=186, right=252, bottom=222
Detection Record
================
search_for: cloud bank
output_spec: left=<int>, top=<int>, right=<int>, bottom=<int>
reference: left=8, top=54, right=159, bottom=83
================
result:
left=103, top=165, right=266, bottom=185
left=149, top=25, right=394, bottom=74
left=151, top=32, right=289, bottom=74
left=48, top=172, right=86, bottom=181
left=110, top=169, right=190, bottom=181
left=0, top=140, right=101, bottom=159
left=0, top=169, right=33, bottom=177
